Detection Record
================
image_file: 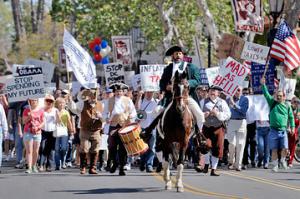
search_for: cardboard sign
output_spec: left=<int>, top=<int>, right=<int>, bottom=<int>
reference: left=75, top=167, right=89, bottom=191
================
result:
left=24, top=59, right=55, bottom=83
left=251, top=62, right=275, bottom=94
left=131, top=74, right=141, bottom=91
left=199, top=68, right=209, bottom=86
left=5, top=74, right=45, bottom=102
left=241, top=42, right=270, bottom=64
left=231, top=0, right=264, bottom=34
left=206, top=67, right=220, bottom=86
left=213, top=57, right=250, bottom=96
left=216, top=33, right=245, bottom=60
left=12, top=64, right=42, bottom=77
left=140, top=65, right=165, bottom=91
left=104, top=63, right=125, bottom=86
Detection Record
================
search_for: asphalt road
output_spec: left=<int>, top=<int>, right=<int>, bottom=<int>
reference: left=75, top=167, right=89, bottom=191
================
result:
left=0, top=161, right=299, bottom=199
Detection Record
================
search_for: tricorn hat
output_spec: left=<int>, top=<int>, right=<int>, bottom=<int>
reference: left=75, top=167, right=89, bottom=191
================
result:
left=109, top=83, right=129, bottom=92
left=165, top=45, right=183, bottom=56
left=208, top=85, right=223, bottom=91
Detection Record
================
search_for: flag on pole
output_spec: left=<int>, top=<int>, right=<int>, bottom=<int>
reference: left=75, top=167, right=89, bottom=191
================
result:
left=63, top=29, right=97, bottom=88
left=269, top=20, right=300, bottom=71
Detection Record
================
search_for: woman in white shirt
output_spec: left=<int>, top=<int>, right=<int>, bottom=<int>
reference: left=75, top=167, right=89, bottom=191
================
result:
left=39, top=95, right=58, bottom=172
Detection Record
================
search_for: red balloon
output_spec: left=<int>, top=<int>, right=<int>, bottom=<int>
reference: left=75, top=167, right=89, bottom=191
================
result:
left=89, top=41, right=96, bottom=50
left=94, top=53, right=102, bottom=62
left=94, top=37, right=102, bottom=45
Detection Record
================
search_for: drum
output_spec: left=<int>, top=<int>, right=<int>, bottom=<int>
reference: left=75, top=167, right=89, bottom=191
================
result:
left=118, top=123, right=149, bottom=156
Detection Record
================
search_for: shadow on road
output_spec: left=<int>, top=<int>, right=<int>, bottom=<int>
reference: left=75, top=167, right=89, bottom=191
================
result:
left=52, top=187, right=162, bottom=194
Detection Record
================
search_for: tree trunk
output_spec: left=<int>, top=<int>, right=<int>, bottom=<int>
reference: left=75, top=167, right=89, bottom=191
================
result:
left=283, top=0, right=300, bottom=29
left=11, top=0, right=26, bottom=41
left=31, top=0, right=37, bottom=33
left=70, top=0, right=77, bottom=36
left=36, top=0, right=45, bottom=33
left=154, top=0, right=177, bottom=51
left=196, top=0, right=220, bottom=49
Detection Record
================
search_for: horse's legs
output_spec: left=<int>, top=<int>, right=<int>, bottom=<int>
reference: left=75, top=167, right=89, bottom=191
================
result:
left=176, top=147, right=185, bottom=192
left=163, top=148, right=172, bottom=190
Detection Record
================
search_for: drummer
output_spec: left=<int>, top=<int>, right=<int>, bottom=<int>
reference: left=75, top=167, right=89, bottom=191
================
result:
left=103, top=83, right=137, bottom=176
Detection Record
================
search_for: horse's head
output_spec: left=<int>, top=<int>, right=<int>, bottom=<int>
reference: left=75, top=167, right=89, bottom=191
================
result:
left=173, top=71, right=189, bottom=110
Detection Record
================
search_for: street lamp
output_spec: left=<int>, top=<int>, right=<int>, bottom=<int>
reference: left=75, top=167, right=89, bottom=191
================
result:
left=267, top=0, right=284, bottom=46
left=136, top=36, right=145, bottom=70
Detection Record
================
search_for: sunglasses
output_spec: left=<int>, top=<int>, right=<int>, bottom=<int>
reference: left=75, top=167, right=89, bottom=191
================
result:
left=45, top=99, right=54, bottom=103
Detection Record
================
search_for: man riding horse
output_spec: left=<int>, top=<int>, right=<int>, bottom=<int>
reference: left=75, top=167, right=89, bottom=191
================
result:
left=144, top=45, right=205, bottom=136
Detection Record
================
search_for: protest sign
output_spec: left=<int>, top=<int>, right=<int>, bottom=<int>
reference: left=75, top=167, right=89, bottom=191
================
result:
left=125, top=71, right=135, bottom=88
left=58, top=45, right=67, bottom=68
left=241, top=42, right=269, bottom=64
left=5, top=74, right=45, bottom=102
left=199, top=68, right=209, bottom=86
left=246, top=95, right=270, bottom=121
left=280, top=78, right=297, bottom=101
left=251, top=62, right=275, bottom=94
left=131, top=74, right=141, bottom=91
left=104, top=63, right=125, bottom=86
left=111, top=36, right=134, bottom=66
left=25, top=59, right=55, bottom=83
left=0, top=75, right=12, bottom=94
left=206, top=67, right=220, bottom=86
left=231, top=0, right=264, bottom=34
left=140, top=65, right=165, bottom=91
left=213, top=57, right=250, bottom=96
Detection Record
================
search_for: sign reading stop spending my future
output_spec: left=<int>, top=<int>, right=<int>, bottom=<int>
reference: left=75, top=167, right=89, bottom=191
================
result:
left=6, top=65, right=45, bottom=102
left=213, top=57, right=250, bottom=97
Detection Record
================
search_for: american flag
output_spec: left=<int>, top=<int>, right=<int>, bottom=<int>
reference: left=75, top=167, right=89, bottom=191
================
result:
left=270, top=20, right=300, bottom=71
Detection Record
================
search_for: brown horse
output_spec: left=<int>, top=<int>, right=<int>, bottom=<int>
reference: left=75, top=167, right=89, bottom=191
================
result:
left=160, top=71, right=193, bottom=192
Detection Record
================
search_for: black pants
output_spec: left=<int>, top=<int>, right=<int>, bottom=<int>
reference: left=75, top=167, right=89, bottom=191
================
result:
left=39, top=130, right=56, bottom=168
left=242, top=122, right=257, bottom=165
left=108, top=125, right=127, bottom=170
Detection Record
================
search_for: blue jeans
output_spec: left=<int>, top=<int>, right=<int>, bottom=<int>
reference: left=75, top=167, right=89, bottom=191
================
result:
left=140, top=130, right=156, bottom=169
left=256, top=127, right=270, bottom=165
left=269, top=128, right=288, bottom=150
left=55, top=136, right=68, bottom=168
left=15, top=126, right=24, bottom=164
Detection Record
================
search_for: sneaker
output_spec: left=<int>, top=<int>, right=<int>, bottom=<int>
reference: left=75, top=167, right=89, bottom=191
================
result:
left=272, top=165, right=278, bottom=172
left=288, top=164, right=293, bottom=168
left=38, top=166, right=44, bottom=172
left=146, top=167, right=154, bottom=173
left=32, top=166, right=39, bottom=173
left=280, top=161, right=288, bottom=170
left=15, top=163, right=23, bottom=169
left=66, top=162, right=72, bottom=168
left=62, top=164, right=67, bottom=169
left=263, top=164, right=269, bottom=169
left=242, top=165, right=247, bottom=170
left=228, top=164, right=235, bottom=170
left=123, top=164, right=131, bottom=171
left=25, top=169, right=32, bottom=174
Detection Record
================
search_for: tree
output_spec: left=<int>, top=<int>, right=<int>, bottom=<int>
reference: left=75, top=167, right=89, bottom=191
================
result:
left=11, top=0, right=26, bottom=41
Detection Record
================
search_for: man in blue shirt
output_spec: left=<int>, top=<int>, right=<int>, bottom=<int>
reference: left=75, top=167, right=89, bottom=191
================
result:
left=226, top=87, right=249, bottom=171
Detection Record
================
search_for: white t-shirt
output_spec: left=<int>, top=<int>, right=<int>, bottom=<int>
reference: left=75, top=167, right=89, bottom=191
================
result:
left=43, top=108, right=58, bottom=132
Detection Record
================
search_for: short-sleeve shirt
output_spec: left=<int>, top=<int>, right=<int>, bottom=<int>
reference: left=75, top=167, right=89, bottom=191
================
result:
left=23, top=108, right=44, bottom=134
left=59, top=109, right=70, bottom=127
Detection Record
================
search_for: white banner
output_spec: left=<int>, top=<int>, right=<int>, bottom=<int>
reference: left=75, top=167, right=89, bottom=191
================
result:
left=25, top=59, right=55, bottom=83
left=5, top=74, right=45, bottom=102
left=104, top=63, right=125, bottom=86
left=63, top=29, right=97, bottom=89
left=241, top=42, right=269, bottom=64
left=246, top=95, right=270, bottom=121
left=140, top=65, right=165, bottom=91
left=206, top=67, right=220, bottom=86
left=213, top=57, right=250, bottom=97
